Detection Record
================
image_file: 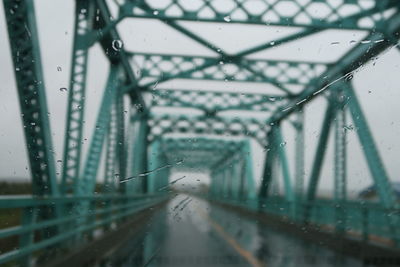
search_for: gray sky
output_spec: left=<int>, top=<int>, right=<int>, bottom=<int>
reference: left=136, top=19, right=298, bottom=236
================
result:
left=0, top=0, right=399, bottom=197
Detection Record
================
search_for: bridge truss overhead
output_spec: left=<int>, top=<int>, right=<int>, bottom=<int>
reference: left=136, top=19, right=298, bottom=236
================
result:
left=1, top=0, right=400, bottom=265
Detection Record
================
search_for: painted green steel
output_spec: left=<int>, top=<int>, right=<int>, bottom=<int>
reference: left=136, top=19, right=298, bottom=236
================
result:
left=61, top=0, right=95, bottom=195
left=274, top=125, right=294, bottom=202
left=148, top=113, right=269, bottom=146
left=305, top=102, right=335, bottom=205
left=3, top=0, right=59, bottom=197
left=3, top=0, right=400, bottom=264
left=214, top=195, right=400, bottom=243
left=103, top=98, right=119, bottom=193
left=0, top=194, right=168, bottom=265
left=151, top=88, right=285, bottom=113
left=122, top=0, right=396, bottom=30
left=294, top=110, right=304, bottom=201
left=344, top=82, right=397, bottom=209
left=130, top=52, right=327, bottom=88
left=76, top=65, right=120, bottom=196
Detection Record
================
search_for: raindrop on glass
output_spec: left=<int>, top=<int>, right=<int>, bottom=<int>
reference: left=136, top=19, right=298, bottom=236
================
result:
left=345, top=73, right=353, bottom=81
left=343, top=125, right=354, bottom=131
left=223, top=16, right=231, bottom=22
left=60, top=87, right=67, bottom=92
left=112, top=39, right=123, bottom=51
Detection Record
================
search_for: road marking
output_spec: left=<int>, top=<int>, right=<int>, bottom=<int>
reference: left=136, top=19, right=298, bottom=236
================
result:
left=196, top=206, right=266, bottom=267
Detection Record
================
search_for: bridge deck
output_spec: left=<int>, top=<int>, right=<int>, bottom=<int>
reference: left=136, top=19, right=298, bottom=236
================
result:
left=104, top=195, right=362, bottom=267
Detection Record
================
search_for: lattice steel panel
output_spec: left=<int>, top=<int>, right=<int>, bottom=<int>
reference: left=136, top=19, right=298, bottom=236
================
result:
left=121, top=0, right=396, bottom=30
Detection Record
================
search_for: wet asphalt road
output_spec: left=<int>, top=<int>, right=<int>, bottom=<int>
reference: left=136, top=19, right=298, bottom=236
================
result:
left=113, top=194, right=365, bottom=267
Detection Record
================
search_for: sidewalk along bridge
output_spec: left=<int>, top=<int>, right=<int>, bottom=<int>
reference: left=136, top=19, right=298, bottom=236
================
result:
left=1, top=0, right=400, bottom=266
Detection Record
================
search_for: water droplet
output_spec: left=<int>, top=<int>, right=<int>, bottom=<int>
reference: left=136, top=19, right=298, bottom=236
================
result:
left=361, top=40, right=371, bottom=44
left=57, top=66, right=62, bottom=71
left=111, top=39, right=123, bottom=51
left=268, top=97, right=276, bottom=102
left=57, top=159, right=62, bottom=163
left=331, top=41, right=340, bottom=45
left=343, top=125, right=354, bottom=131
left=152, top=80, right=158, bottom=90
left=349, top=40, right=357, bottom=44
left=280, top=141, right=287, bottom=147
left=219, top=61, right=224, bottom=65
left=270, top=41, right=275, bottom=45
left=60, top=87, right=67, bottom=92
left=153, top=10, right=159, bottom=15
left=30, top=122, right=36, bottom=126
left=223, top=16, right=231, bottom=22
left=15, top=67, right=20, bottom=71
left=345, top=73, right=353, bottom=81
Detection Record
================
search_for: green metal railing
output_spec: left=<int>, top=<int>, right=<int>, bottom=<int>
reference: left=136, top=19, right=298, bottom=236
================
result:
left=211, top=195, right=400, bottom=246
left=0, top=194, right=168, bottom=265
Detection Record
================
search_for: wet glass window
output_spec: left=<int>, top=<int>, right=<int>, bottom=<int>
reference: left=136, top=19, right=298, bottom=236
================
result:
left=0, top=0, right=399, bottom=266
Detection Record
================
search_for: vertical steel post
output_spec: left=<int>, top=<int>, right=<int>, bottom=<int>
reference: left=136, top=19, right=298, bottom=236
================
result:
left=343, top=82, right=397, bottom=209
left=344, top=82, right=399, bottom=244
left=103, top=99, right=118, bottom=193
left=129, top=112, right=149, bottom=194
left=243, top=141, right=257, bottom=203
left=304, top=102, right=335, bottom=222
left=3, top=0, right=59, bottom=197
left=275, top=125, right=294, bottom=202
left=76, top=65, right=120, bottom=195
left=259, top=130, right=277, bottom=199
left=333, top=90, right=347, bottom=234
left=61, top=0, right=94, bottom=194
left=294, top=109, right=305, bottom=221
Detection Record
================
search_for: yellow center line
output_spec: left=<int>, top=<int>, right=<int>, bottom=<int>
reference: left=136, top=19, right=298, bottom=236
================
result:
left=195, top=205, right=266, bottom=267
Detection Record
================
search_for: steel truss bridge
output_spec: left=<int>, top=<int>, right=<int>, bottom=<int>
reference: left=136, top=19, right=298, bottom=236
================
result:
left=1, top=0, right=400, bottom=266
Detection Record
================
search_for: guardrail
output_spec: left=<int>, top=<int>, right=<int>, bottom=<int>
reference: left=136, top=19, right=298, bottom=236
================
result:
left=0, top=194, right=169, bottom=265
left=210, top=196, right=400, bottom=246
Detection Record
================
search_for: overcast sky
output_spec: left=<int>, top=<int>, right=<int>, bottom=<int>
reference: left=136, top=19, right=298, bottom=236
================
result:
left=0, top=0, right=399, bottom=197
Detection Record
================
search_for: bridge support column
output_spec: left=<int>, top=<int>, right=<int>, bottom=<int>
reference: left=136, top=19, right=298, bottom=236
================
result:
left=294, top=110, right=305, bottom=221
left=259, top=130, right=277, bottom=204
left=61, top=0, right=95, bottom=194
left=275, top=124, right=294, bottom=217
left=344, top=82, right=399, bottom=244
left=128, top=112, right=149, bottom=194
left=304, top=102, right=335, bottom=223
left=333, top=90, right=347, bottom=234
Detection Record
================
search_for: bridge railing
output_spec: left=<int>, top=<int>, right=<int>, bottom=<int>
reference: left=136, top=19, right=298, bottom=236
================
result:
left=0, top=194, right=168, bottom=266
left=211, top=196, right=400, bottom=246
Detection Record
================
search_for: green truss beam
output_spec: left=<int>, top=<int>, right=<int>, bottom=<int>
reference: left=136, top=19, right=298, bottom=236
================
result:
left=150, top=88, right=286, bottom=113
left=3, top=0, right=59, bottom=196
left=61, top=0, right=95, bottom=194
left=130, top=52, right=328, bottom=88
left=148, top=113, right=269, bottom=147
left=121, top=0, right=397, bottom=31
left=270, top=11, right=400, bottom=123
